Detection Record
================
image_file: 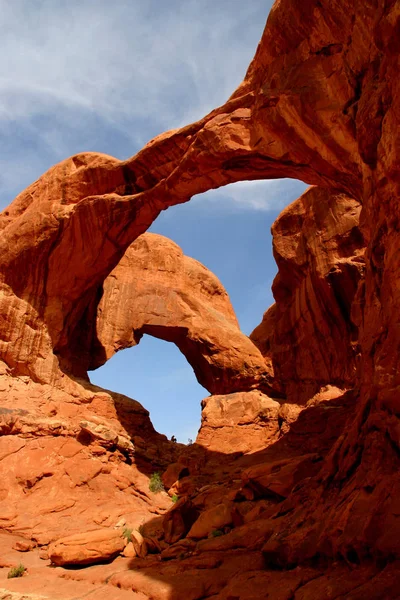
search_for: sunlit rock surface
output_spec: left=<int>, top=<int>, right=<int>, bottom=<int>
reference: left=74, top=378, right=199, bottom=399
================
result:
left=76, top=232, right=273, bottom=396
left=251, top=186, right=365, bottom=404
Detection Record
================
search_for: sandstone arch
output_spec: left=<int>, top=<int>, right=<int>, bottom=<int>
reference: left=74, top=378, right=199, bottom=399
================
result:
left=66, top=232, right=273, bottom=396
left=0, top=0, right=398, bottom=571
left=0, top=0, right=387, bottom=384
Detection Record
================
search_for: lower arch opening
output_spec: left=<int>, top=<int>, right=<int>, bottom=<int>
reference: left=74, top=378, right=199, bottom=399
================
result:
left=89, top=335, right=206, bottom=444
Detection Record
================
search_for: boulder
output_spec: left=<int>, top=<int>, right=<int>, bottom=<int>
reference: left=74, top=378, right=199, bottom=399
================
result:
left=162, top=463, right=189, bottom=490
left=122, top=542, right=136, bottom=558
left=187, top=502, right=233, bottom=540
left=48, top=529, right=125, bottom=566
left=130, top=530, right=148, bottom=559
left=242, top=454, right=322, bottom=500
left=163, top=497, right=199, bottom=545
left=197, top=391, right=281, bottom=453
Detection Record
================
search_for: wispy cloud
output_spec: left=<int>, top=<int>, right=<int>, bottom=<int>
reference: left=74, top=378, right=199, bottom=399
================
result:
left=0, top=1, right=270, bottom=134
left=0, top=0, right=273, bottom=207
left=194, top=179, right=308, bottom=212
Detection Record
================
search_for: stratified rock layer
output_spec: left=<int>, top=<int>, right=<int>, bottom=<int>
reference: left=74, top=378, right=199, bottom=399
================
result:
left=0, top=359, right=178, bottom=545
left=251, top=186, right=365, bottom=403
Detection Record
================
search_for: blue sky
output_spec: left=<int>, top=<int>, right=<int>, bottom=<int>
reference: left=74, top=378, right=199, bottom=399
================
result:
left=0, top=0, right=307, bottom=441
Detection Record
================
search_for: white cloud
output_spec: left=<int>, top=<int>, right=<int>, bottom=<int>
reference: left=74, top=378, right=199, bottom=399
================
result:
left=193, top=179, right=309, bottom=212
left=0, top=0, right=270, bottom=133
left=0, top=0, right=274, bottom=206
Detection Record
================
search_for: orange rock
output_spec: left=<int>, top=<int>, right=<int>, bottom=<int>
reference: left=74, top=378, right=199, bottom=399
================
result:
left=162, top=463, right=186, bottom=490
left=0, top=0, right=398, bottom=588
left=251, top=187, right=365, bottom=404
left=242, top=454, right=322, bottom=500
left=196, top=390, right=281, bottom=453
left=187, top=502, right=233, bottom=540
left=79, top=233, right=271, bottom=396
left=122, top=542, right=136, bottom=558
left=163, top=497, right=199, bottom=545
left=130, top=530, right=148, bottom=559
left=168, top=476, right=198, bottom=498
left=243, top=500, right=274, bottom=524
left=143, top=536, right=162, bottom=554
left=48, top=529, right=125, bottom=566
left=160, top=538, right=196, bottom=560
left=12, top=540, right=35, bottom=552
left=196, top=518, right=274, bottom=553
left=277, top=403, right=303, bottom=435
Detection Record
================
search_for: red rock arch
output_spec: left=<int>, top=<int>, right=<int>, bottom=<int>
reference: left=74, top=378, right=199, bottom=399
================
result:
left=66, top=232, right=273, bottom=396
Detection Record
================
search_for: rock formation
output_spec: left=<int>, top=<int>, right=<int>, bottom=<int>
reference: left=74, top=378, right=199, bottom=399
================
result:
left=76, top=232, right=273, bottom=395
left=196, top=390, right=281, bottom=453
left=0, top=359, right=178, bottom=546
left=251, top=186, right=365, bottom=403
left=0, top=0, right=400, bottom=597
left=48, top=529, right=125, bottom=566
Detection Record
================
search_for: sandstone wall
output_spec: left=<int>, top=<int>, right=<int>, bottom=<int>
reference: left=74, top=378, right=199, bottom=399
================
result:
left=251, top=186, right=365, bottom=403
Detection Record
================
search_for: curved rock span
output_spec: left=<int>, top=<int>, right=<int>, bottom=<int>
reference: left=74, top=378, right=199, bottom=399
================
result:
left=1, top=0, right=397, bottom=391
left=71, top=232, right=273, bottom=396
left=0, top=0, right=400, bottom=597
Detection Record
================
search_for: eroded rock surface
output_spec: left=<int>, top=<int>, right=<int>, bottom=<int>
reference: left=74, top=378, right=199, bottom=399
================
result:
left=196, top=390, right=280, bottom=453
left=251, top=187, right=365, bottom=403
left=0, top=360, right=176, bottom=545
left=48, top=529, right=125, bottom=566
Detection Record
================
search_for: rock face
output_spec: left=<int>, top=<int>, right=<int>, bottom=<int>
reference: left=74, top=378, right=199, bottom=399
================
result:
left=0, top=0, right=400, bottom=597
left=196, top=391, right=280, bottom=453
left=0, top=359, right=178, bottom=545
left=251, top=187, right=365, bottom=403
left=75, top=232, right=272, bottom=395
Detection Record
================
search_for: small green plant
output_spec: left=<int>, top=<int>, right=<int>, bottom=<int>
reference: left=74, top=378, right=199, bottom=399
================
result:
left=7, top=564, right=26, bottom=579
left=149, top=472, right=164, bottom=493
left=122, top=527, right=132, bottom=541
left=171, top=494, right=179, bottom=503
left=210, top=529, right=224, bottom=538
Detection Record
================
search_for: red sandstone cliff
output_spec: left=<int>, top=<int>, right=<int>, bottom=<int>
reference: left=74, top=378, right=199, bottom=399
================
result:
left=251, top=186, right=365, bottom=404
left=0, top=0, right=400, bottom=597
